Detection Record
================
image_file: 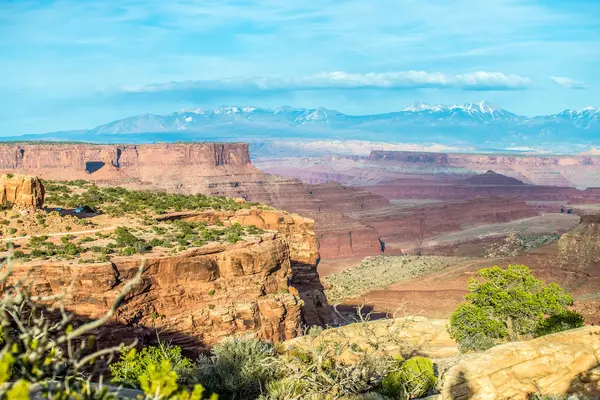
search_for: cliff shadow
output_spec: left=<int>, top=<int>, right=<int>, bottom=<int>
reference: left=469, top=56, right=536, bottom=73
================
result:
left=85, top=161, right=106, bottom=174
left=331, top=303, right=389, bottom=326
left=42, top=206, right=103, bottom=219
left=290, top=261, right=337, bottom=327
left=2, top=304, right=209, bottom=377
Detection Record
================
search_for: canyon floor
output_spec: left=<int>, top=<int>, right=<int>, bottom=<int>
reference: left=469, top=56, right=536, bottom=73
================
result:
left=260, top=151, right=600, bottom=326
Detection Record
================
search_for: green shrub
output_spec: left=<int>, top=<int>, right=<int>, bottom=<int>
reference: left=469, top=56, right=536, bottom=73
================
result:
left=379, top=371, right=406, bottom=399
left=109, top=342, right=195, bottom=389
left=260, top=378, right=310, bottom=400
left=535, top=310, right=585, bottom=337
left=11, top=250, right=26, bottom=259
left=195, top=336, right=277, bottom=399
left=448, top=303, right=506, bottom=351
left=448, top=264, right=581, bottom=351
left=122, top=247, right=136, bottom=256
left=379, top=357, right=436, bottom=399
left=7, top=228, right=16, bottom=235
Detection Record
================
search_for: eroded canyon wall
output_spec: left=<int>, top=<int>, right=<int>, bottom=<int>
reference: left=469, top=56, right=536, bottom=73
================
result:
left=0, top=143, right=393, bottom=259
left=370, top=150, right=600, bottom=189
left=156, top=208, right=333, bottom=326
left=11, top=234, right=303, bottom=354
left=0, top=144, right=547, bottom=260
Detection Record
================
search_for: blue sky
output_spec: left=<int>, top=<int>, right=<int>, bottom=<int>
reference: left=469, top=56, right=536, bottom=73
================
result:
left=1, top=0, right=599, bottom=136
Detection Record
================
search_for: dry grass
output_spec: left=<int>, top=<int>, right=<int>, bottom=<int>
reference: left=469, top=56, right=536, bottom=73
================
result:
left=323, top=255, right=471, bottom=304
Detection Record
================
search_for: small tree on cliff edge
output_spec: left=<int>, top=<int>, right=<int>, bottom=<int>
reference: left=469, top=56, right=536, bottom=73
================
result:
left=448, top=264, right=584, bottom=351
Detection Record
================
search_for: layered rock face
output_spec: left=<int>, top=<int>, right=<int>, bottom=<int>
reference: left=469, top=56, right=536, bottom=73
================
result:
left=367, top=177, right=599, bottom=203
left=0, top=143, right=255, bottom=185
left=441, top=326, right=600, bottom=399
left=0, top=144, right=391, bottom=259
left=12, top=234, right=303, bottom=354
left=342, top=197, right=537, bottom=255
left=558, top=214, right=600, bottom=269
left=0, top=173, right=45, bottom=209
left=370, top=150, right=600, bottom=188
left=0, top=144, right=543, bottom=259
left=157, top=208, right=333, bottom=326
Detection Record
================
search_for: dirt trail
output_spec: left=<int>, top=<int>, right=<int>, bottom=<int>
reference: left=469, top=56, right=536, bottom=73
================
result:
left=1, top=227, right=116, bottom=243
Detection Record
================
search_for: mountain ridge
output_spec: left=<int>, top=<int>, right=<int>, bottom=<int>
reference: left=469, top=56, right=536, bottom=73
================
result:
left=4, top=101, right=599, bottom=157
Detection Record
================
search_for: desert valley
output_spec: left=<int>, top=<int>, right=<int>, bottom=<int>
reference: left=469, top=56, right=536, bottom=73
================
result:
left=0, top=142, right=598, bottom=399
left=3, top=0, right=600, bottom=397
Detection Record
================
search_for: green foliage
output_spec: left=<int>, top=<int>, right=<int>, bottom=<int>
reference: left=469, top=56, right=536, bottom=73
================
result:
left=196, top=336, right=277, bottom=400
left=44, top=180, right=265, bottom=217
left=485, top=232, right=560, bottom=258
left=379, top=357, right=436, bottom=400
left=535, top=310, right=585, bottom=337
left=139, top=360, right=216, bottom=400
left=109, top=342, right=195, bottom=389
left=448, top=303, right=506, bottom=351
left=448, top=264, right=583, bottom=351
left=263, top=338, right=390, bottom=400
left=114, top=227, right=151, bottom=255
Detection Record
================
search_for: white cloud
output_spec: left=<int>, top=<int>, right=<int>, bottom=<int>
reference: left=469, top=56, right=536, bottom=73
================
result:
left=550, top=76, right=587, bottom=90
left=122, top=71, right=532, bottom=93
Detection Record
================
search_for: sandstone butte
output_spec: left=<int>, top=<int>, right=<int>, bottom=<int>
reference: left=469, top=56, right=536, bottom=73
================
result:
left=440, top=326, right=600, bottom=399
left=5, top=176, right=333, bottom=353
left=0, top=143, right=545, bottom=259
left=0, top=173, right=45, bottom=209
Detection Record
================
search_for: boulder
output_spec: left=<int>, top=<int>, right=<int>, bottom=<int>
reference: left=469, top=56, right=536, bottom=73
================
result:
left=283, top=316, right=458, bottom=364
left=0, top=173, right=44, bottom=209
left=440, top=326, right=600, bottom=399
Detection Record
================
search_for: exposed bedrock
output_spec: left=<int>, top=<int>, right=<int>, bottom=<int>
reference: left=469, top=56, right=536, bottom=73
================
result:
left=156, top=208, right=333, bottom=326
left=0, top=173, right=45, bottom=209
left=441, top=326, right=600, bottom=399
left=10, top=234, right=303, bottom=354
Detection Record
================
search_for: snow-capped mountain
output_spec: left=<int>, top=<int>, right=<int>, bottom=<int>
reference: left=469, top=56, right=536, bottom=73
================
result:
left=401, top=101, right=518, bottom=121
left=8, top=102, right=600, bottom=155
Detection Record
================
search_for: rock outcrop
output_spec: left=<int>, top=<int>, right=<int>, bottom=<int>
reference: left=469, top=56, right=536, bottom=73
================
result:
left=558, top=214, right=600, bottom=269
left=0, top=173, right=45, bottom=209
left=283, top=316, right=458, bottom=364
left=11, top=233, right=303, bottom=354
left=157, top=208, right=333, bottom=326
left=440, top=326, right=600, bottom=399
left=369, top=151, right=450, bottom=165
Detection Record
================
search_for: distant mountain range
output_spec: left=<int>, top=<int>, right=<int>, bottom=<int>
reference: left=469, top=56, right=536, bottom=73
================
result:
left=4, top=101, right=600, bottom=157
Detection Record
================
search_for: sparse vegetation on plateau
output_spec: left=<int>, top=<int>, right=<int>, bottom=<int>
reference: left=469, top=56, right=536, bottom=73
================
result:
left=323, top=255, right=470, bottom=303
left=485, top=231, right=560, bottom=258
left=43, top=180, right=267, bottom=216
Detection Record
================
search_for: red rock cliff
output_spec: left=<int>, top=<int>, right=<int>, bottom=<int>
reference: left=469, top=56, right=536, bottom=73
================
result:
left=155, top=208, right=333, bottom=327
left=10, top=233, right=303, bottom=354
left=0, top=143, right=392, bottom=259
